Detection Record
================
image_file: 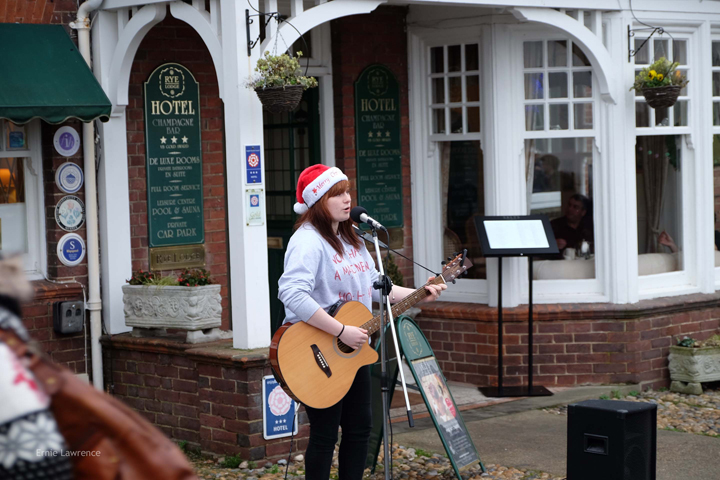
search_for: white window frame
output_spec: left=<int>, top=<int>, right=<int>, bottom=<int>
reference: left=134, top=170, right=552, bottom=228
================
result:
left=409, top=27, right=488, bottom=304
left=633, top=25, right=705, bottom=298
left=709, top=31, right=720, bottom=289
left=0, top=120, right=46, bottom=280
left=513, top=27, right=606, bottom=303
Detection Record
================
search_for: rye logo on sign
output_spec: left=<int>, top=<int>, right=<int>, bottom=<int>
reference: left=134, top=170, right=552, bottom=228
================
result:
left=159, top=67, right=186, bottom=98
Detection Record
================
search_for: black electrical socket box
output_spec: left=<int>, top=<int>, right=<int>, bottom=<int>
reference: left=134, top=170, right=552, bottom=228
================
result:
left=53, top=300, right=85, bottom=334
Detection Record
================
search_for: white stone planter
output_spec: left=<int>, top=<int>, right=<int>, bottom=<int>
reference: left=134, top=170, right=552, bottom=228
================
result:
left=122, top=284, right=224, bottom=343
left=668, top=345, right=720, bottom=394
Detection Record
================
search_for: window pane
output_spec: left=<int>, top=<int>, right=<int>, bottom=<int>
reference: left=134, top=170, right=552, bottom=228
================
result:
left=549, top=72, right=568, bottom=98
left=431, top=47, right=444, bottom=73
left=573, top=71, right=592, bottom=98
left=433, top=108, right=446, bottom=134
left=449, top=76, right=462, bottom=103
left=634, top=38, right=650, bottom=65
left=673, top=40, right=687, bottom=65
left=525, top=73, right=544, bottom=100
left=524, top=41, right=543, bottom=68
left=636, top=102, right=650, bottom=128
left=636, top=135, right=683, bottom=274
left=713, top=73, right=720, bottom=97
left=466, top=75, right=480, bottom=102
left=548, top=40, right=567, bottom=67
left=465, top=44, right=479, bottom=71
left=432, top=78, right=444, bottom=104
left=714, top=102, right=720, bottom=126
left=655, top=107, right=670, bottom=127
left=679, top=70, right=689, bottom=96
left=574, top=103, right=593, bottom=129
left=634, top=70, right=644, bottom=97
left=713, top=42, right=720, bottom=67
left=572, top=43, right=590, bottom=66
left=527, top=138, right=595, bottom=278
left=673, top=101, right=688, bottom=127
left=525, top=105, right=544, bottom=131
left=549, top=104, right=569, bottom=130
left=448, top=45, right=461, bottom=72
left=714, top=136, right=720, bottom=256
left=441, top=141, right=486, bottom=279
left=0, top=158, right=25, bottom=204
left=654, top=39, right=668, bottom=61
left=450, top=107, right=463, bottom=133
left=467, top=107, right=480, bottom=133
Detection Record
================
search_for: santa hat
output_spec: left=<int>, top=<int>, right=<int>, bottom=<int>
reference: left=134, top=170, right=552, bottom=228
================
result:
left=294, top=165, right=348, bottom=214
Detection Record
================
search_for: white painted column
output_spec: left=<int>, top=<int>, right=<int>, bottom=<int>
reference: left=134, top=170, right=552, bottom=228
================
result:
left=485, top=23, right=524, bottom=308
left=601, top=11, right=638, bottom=304
left=93, top=10, right=133, bottom=334
left=221, top=0, right=272, bottom=348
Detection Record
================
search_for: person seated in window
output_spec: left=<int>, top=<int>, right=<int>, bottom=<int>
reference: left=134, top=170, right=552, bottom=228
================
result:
left=551, top=193, right=593, bottom=258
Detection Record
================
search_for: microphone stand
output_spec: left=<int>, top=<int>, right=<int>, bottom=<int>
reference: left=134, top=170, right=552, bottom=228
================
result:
left=369, top=226, right=414, bottom=480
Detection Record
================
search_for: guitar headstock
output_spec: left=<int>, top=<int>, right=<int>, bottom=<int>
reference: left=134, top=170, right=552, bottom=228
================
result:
left=440, top=250, right=473, bottom=284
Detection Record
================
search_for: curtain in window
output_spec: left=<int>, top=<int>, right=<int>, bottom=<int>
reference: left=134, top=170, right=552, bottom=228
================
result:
left=639, top=136, right=669, bottom=253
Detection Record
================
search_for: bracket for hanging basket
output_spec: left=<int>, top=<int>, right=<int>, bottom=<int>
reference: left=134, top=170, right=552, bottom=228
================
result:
left=255, top=85, right=304, bottom=113
left=642, top=85, right=682, bottom=109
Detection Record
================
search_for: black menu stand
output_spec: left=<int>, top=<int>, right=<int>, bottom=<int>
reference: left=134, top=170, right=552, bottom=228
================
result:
left=474, top=215, right=558, bottom=398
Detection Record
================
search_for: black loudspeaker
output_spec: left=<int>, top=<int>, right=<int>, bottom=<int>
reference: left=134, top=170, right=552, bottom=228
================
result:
left=567, top=399, right=657, bottom=480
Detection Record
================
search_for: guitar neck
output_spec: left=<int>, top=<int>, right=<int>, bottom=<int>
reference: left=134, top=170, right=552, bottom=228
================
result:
left=361, top=275, right=446, bottom=335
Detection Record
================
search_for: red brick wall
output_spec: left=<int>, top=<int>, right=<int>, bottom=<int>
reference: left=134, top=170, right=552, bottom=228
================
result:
left=103, top=336, right=308, bottom=459
left=126, top=17, right=230, bottom=329
left=416, top=294, right=720, bottom=390
left=0, top=0, right=72, bottom=24
left=331, top=6, right=415, bottom=286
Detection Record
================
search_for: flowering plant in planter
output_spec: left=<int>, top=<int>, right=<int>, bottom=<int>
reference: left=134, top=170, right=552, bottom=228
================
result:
left=177, top=268, right=212, bottom=287
left=248, top=51, right=318, bottom=113
left=630, top=57, right=689, bottom=108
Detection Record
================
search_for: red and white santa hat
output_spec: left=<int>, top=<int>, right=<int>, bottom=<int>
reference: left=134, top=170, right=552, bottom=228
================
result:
left=294, top=164, right=348, bottom=214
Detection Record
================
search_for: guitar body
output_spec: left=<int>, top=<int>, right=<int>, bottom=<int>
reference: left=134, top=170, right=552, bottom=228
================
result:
left=269, top=301, right=379, bottom=409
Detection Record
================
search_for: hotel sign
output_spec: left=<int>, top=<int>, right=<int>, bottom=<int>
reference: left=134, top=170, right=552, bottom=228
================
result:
left=355, top=65, right=403, bottom=229
left=144, top=63, right=204, bottom=247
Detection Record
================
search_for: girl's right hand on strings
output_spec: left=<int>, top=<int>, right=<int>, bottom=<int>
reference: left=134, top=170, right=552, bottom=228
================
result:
left=339, top=325, right=368, bottom=350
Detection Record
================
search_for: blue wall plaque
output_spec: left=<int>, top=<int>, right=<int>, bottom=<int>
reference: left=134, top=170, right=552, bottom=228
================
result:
left=245, top=144, right=262, bottom=184
left=262, top=375, right=298, bottom=440
left=57, top=233, right=86, bottom=267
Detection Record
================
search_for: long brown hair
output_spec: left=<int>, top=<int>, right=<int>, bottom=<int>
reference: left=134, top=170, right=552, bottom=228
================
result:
left=294, top=180, right=362, bottom=255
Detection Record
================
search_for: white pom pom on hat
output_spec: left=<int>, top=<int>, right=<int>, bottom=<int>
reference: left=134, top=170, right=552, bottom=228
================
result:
left=293, top=165, right=348, bottom=214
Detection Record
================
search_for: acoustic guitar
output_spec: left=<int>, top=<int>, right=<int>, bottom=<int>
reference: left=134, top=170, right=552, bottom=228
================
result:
left=269, top=251, right=472, bottom=408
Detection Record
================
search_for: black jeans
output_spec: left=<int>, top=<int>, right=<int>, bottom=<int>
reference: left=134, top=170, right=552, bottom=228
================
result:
left=304, top=365, right=372, bottom=480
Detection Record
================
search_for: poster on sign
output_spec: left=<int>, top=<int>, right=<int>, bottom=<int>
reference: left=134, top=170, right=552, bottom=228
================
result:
left=262, top=375, right=299, bottom=440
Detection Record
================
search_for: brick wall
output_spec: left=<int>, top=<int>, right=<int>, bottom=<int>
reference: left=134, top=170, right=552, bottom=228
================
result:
left=0, top=0, right=73, bottom=25
left=102, top=336, right=308, bottom=459
left=415, top=293, right=720, bottom=390
left=331, top=6, right=415, bottom=286
left=126, top=17, right=230, bottom=329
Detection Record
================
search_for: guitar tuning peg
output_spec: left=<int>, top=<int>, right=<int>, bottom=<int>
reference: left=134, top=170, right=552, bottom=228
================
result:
left=447, top=256, right=452, bottom=261
left=452, top=279, right=457, bottom=284
left=441, top=261, right=447, bottom=265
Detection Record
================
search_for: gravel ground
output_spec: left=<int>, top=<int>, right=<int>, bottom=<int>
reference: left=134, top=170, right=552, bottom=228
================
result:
left=542, top=387, right=720, bottom=438
left=192, top=445, right=565, bottom=480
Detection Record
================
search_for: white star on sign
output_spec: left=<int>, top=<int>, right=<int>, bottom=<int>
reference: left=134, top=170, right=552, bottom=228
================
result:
left=160, top=137, right=167, bottom=144
left=182, top=136, right=188, bottom=143
left=368, top=131, right=374, bottom=138
left=171, top=136, right=178, bottom=144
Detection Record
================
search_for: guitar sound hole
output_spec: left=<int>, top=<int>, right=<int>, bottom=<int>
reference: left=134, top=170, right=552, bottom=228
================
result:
left=336, top=339, right=355, bottom=354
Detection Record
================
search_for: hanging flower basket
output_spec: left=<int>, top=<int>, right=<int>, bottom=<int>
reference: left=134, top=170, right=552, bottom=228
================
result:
left=255, top=85, right=304, bottom=114
left=642, top=85, right=682, bottom=109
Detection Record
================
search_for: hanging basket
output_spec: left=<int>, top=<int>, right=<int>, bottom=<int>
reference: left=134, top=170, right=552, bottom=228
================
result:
left=642, top=85, right=682, bottom=109
left=254, top=85, right=304, bottom=114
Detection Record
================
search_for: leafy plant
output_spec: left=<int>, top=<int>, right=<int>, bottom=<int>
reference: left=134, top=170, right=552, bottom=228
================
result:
left=383, top=253, right=404, bottom=288
left=248, top=461, right=257, bottom=469
left=677, top=336, right=699, bottom=348
left=630, top=57, right=689, bottom=92
left=221, top=455, right=242, bottom=468
left=599, top=394, right=609, bottom=400
left=628, top=390, right=640, bottom=397
left=268, top=465, right=280, bottom=474
left=414, top=448, right=433, bottom=458
left=126, top=269, right=155, bottom=285
left=177, top=268, right=212, bottom=287
left=249, top=51, right=318, bottom=91
left=611, top=390, right=622, bottom=399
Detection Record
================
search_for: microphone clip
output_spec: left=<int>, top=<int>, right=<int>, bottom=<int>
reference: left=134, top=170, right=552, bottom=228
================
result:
left=373, top=274, right=394, bottom=296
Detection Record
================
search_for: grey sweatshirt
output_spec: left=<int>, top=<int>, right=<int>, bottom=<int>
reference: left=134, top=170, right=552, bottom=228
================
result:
left=278, top=223, right=381, bottom=324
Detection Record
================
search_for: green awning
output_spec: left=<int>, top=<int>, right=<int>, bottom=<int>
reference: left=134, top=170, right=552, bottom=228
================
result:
left=0, top=24, right=111, bottom=125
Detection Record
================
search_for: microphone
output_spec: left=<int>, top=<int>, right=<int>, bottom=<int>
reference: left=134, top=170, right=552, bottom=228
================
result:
left=352, top=225, right=389, bottom=248
left=350, top=206, right=387, bottom=231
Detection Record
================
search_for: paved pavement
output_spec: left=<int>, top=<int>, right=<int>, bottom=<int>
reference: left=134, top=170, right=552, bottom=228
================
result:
left=390, top=380, right=720, bottom=480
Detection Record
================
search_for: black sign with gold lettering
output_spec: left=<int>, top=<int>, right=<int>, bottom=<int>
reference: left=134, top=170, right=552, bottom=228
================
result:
left=144, top=63, right=204, bottom=247
left=355, top=65, right=403, bottom=228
